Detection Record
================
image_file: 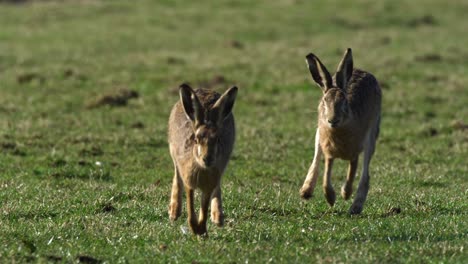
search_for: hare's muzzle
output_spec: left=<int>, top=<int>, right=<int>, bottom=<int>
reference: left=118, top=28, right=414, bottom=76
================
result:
left=203, top=157, right=215, bottom=167
left=328, top=119, right=339, bottom=128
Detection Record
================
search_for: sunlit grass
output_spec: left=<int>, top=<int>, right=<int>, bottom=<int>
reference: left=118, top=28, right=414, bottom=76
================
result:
left=0, top=0, right=467, bottom=263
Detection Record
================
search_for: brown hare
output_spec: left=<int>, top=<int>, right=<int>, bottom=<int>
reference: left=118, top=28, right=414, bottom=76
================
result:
left=299, top=48, right=381, bottom=214
left=168, top=83, right=237, bottom=235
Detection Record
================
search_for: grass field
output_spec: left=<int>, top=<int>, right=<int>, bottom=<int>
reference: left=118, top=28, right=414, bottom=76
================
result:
left=1, top=0, right=467, bottom=262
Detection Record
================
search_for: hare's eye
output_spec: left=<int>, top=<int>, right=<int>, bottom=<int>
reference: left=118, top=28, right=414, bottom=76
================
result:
left=199, top=131, right=208, bottom=138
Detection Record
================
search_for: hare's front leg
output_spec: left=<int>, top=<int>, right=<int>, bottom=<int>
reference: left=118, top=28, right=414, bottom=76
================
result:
left=168, top=164, right=183, bottom=221
left=341, top=158, right=358, bottom=200
left=185, top=187, right=200, bottom=234
left=323, top=158, right=336, bottom=206
left=197, top=188, right=214, bottom=235
left=210, top=185, right=224, bottom=227
left=300, top=129, right=322, bottom=199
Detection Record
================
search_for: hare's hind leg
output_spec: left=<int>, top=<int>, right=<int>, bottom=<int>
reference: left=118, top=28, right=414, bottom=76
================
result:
left=350, top=131, right=376, bottom=214
left=341, top=158, right=358, bottom=200
left=300, top=129, right=322, bottom=199
left=210, top=185, right=224, bottom=227
left=168, top=163, right=183, bottom=221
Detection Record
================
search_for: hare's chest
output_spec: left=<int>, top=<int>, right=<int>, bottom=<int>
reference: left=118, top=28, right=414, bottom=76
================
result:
left=180, top=164, right=221, bottom=190
left=320, top=129, right=363, bottom=160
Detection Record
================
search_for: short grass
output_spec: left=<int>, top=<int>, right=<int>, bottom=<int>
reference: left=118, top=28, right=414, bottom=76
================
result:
left=0, top=0, right=467, bottom=263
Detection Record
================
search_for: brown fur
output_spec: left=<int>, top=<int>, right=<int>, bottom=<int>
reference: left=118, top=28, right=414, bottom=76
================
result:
left=319, top=69, right=381, bottom=160
left=300, top=49, right=381, bottom=214
left=168, top=84, right=237, bottom=235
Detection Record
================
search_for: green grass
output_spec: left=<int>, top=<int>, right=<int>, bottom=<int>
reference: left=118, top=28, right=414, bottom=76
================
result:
left=1, top=0, right=467, bottom=262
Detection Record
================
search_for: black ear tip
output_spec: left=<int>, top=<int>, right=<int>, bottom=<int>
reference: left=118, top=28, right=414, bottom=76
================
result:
left=305, top=53, right=316, bottom=60
left=179, top=83, right=193, bottom=93
left=346, top=48, right=352, bottom=54
left=226, top=86, right=238, bottom=99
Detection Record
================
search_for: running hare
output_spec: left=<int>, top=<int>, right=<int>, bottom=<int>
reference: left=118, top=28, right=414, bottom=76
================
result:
left=168, top=83, right=237, bottom=235
left=299, top=48, right=381, bottom=214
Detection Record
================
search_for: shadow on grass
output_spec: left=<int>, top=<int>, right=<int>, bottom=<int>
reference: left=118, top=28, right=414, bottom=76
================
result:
left=5, top=210, right=59, bottom=221
left=411, top=180, right=449, bottom=188
left=1, top=141, right=27, bottom=156
left=33, top=159, right=113, bottom=181
left=50, top=165, right=112, bottom=181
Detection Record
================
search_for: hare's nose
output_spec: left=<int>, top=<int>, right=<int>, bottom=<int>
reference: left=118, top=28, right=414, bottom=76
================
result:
left=203, top=157, right=214, bottom=166
left=328, top=119, right=339, bottom=127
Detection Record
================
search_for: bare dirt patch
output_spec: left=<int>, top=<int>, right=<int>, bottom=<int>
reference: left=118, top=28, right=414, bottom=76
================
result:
left=77, top=255, right=102, bottom=264
left=408, top=14, right=437, bottom=27
left=131, top=121, right=145, bottom=129
left=415, top=53, right=442, bottom=63
left=225, top=40, right=244, bottom=49
left=86, top=88, right=139, bottom=108
left=1, top=141, right=26, bottom=156
left=451, top=120, right=468, bottom=131
left=17, top=72, right=45, bottom=84
left=79, top=145, right=103, bottom=156
left=382, top=207, right=402, bottom=217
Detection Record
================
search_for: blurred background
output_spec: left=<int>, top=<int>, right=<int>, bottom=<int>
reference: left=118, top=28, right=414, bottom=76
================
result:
left=0, top=0, right=467, bottom=262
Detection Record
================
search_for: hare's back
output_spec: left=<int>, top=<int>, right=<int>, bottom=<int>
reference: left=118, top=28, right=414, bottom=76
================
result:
left=347, top=69, right=382, bottom=118
left=194, top=89, right=222, bottom=108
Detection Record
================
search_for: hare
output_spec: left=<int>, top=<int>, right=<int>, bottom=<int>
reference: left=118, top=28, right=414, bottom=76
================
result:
left=299, top=48, right=381, bottom=214
left=168, top=83, right=237, bottom=235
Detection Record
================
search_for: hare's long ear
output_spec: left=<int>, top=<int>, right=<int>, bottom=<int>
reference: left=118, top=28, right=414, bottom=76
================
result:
left=179, top=83, right=204, bottom=124
left=306, top=53, right=333, bottom=92
left=212, top=86, right=238, bottom=125
left=335, top=48, right=353, bottom=91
